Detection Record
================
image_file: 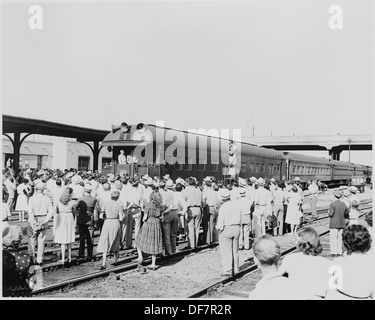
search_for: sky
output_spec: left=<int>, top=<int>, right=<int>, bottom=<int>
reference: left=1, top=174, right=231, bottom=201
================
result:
left=1, top=0, right=373, bottom=165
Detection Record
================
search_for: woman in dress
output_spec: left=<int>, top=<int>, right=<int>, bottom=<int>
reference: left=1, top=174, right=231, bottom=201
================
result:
left=15, top=178, right=30, bottom=222
left=285, top=186, right=302, bottom=237
left=54, top=187, right=76, bottom=266
left=278, top=227, right=331, bottom=299
left=96, top=191, right=124, bottom=270
left=135, top=184, right=163, bottom=270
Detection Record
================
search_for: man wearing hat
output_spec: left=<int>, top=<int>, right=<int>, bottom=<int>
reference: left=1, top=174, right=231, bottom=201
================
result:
left=348, top=186, right=360, bottom=206
left=216, top=188, right=242, bottom=277
left=252, top=178, right=272, bottom=238
left=238, top=188, right=252, bottom=250
left=123, top=178, right=144, bottom=250
left=328, top=190, right=350, bottom=257
left=27, top=181, right=54, bottom=265
left=75, top=184, right=97, bottom=259
left=161, top=179, right=180, bottom=255
left=230, top=179, right=241, bottom=202
left=69, top=175, right=84, bottom=200
left=202, top=178, right=220, bottom=245
left=95, top=182, right=112, bottom=235
left=183, top=177, right=203, bottom=249
left=308, top=180, right=319, bottom=219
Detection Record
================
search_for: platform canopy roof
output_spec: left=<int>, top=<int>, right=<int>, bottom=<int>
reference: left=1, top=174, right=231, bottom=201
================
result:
left=2, top=114, right=109, bottom=142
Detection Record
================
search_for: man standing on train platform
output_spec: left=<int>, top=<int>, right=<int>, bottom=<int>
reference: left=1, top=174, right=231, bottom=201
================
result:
left=253, top=178, right=272, bottom=238
left=272, top=183, right=286, bottom=236
left=27, top=181, right=54, bottom=265
left=238, top=188, right=252, bottom=250
left=230, top=179, right=241, bottom=202
left=75, top=184, right=97, bottom=259
left=328, top=190, right=350, bottom=257
left=202, top=178, right=220, bottom=245
left=308, top=180, right=319, bottom=219
left=123, top=178, right=144, bottom=249
left=161, top=179, right=181, bottom=255
left=293, top=177, right=304, bottom=224
left=183, top=177, right=203, bottom=249
left=216, top=188, right=242, bottom=277
left=348, top=186, right=360, bottom=206
left=95, top=182, right=112, bottom=235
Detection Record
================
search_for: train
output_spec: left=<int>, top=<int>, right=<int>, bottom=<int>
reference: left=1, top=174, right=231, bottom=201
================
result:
left=101, top=122, right=372, bottom=191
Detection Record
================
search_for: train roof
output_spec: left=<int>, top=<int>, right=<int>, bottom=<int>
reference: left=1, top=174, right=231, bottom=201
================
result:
left=282, top=151, right=332, bottom=164
left=102, top=123, right=285, bottom=158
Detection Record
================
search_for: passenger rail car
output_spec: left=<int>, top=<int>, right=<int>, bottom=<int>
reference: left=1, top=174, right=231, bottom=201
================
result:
left=101, top=123, right=371, bottom=188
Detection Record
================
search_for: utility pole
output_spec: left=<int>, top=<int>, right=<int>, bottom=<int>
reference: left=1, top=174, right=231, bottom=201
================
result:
left=252, top=125, right=255, bottom=137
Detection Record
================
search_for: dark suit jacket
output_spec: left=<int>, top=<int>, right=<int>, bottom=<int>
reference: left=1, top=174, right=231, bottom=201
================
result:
left=76, top=195, right=97, bottom=225
left=329, top=199, right=349, bottom=229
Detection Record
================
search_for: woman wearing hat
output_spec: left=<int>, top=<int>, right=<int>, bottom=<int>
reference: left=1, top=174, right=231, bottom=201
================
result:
left=3, top=224, right=33, bottom=297
left=134, top=183, right=164, bottom=270
left=54, top=187, right=76, bottom=266
left=96, top=191, right=124, bottom=269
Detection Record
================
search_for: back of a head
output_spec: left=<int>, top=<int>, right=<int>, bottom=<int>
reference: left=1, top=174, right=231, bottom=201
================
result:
left=111, top=190, right=120, bottom=200
left=343, top=224, right=372, bottom=255
left=297, top=227, right=322, bottom=256
left=175, top=183, right=183, bottom=192
left=253, top=235, right=281, bottom=266
left=188, top=177, right=195, bottom=186
left=103, top=183, right=110, bottom=191
left=56, top=178, right=62, bottom=187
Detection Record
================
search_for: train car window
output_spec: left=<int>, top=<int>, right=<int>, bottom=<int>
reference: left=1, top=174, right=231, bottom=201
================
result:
left=249, top=163, right=255, bottom=172
left=255, top=163, right=260, bottom=173
left=241, top=163, right=247, bottom=173
left=197, top=163, right=206, bottom=171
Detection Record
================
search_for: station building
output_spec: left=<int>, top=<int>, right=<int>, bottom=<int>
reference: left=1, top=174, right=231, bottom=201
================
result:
left=2, top=135, right=112, bottom=172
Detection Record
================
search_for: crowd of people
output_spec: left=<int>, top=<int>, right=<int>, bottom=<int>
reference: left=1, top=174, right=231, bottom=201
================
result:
left=2, top=165, right=373, bottom=299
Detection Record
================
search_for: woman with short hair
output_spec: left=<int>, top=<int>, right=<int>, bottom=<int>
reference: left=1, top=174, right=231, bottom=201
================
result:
left=54, top=187, right=76, bottom=266
left=326, top=224, right=373, bottom=300
left=96, top=191, right=124, bottom=270
left=278, top=227, right=331, bottom=299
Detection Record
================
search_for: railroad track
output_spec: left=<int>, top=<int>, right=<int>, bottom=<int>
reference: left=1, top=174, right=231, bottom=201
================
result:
left=187, top=203, right=372, bottom=298
left=26, top=199, right=373, bottom=297
left=31, top=242, right=218, bottom=296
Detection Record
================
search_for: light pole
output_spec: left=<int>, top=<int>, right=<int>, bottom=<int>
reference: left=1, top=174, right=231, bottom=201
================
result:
left=348, top=138, right=352, bottom=186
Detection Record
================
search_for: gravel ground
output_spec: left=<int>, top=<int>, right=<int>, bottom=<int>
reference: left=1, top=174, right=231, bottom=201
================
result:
left=25, top=188, right=373, bottom=299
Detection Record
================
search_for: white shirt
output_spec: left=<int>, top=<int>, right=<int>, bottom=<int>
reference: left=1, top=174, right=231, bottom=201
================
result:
left=216, top=200, right=242, bottom=230
left=118, top=154, right=126, bottom=164
left=254, top=186, right=272, bottom=206
left=248, top=271, right=308, bottom=300
left=237, top=196, right=251, bottom=217
left=278, top=252, right=331, bottom=299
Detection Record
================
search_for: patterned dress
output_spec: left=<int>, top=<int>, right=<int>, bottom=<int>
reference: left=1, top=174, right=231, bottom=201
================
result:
left=135, top=190, right=163, bottom=255
left=2, top=250, right=32, bottom=297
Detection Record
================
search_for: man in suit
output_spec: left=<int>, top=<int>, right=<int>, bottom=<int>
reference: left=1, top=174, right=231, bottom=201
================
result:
left=328, top=190, right=350, bottom=257
left=75, top=184, right=97, bottom=258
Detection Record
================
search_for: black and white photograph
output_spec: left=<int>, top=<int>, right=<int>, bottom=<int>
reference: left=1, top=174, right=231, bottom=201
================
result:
left=1, top=0, right=374, bottom=306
